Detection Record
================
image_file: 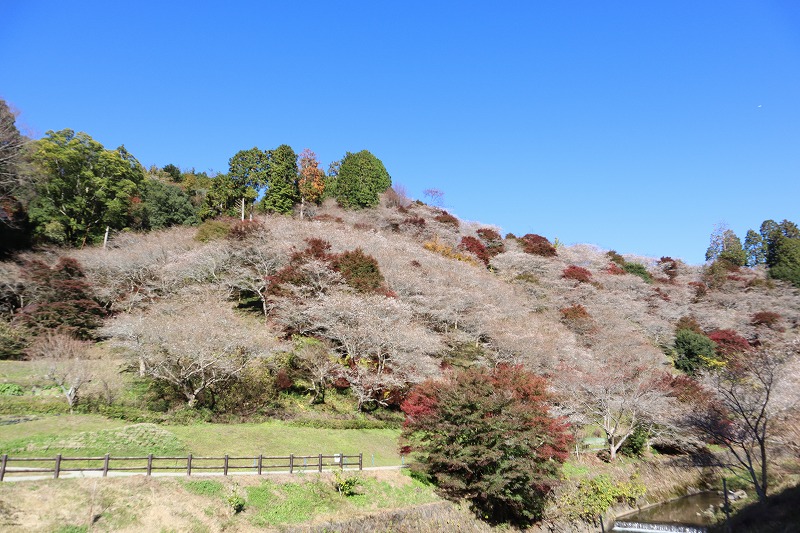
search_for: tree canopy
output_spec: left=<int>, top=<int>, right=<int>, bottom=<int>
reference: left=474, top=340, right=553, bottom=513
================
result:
left=28, top=130, right=144, bottom=246
left=400, top=365, right=571, bottom=527
left=334, top=150, right=391, bottom=209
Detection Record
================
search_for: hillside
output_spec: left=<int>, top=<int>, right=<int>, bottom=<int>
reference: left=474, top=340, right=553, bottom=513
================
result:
left=1, top=193, right=799, bottom=529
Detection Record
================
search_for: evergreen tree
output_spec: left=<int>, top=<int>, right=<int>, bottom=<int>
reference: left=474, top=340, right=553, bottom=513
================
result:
left=705, top=223, right=745, bottom=266
left=228, top=147, right=269, bottom=219
left=334, top=150, right=391, bottom=209
left=743, top=229, right=766, bottom=267
left=260, top=144, right=298, bottom=214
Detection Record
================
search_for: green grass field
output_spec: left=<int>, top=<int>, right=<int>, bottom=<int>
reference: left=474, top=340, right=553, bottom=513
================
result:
left=0, top=415, right=402, bottom=467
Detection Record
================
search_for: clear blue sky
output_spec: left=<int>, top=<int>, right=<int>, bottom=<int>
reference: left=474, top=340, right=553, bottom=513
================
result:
left=3, top=1, right=799, bottom=264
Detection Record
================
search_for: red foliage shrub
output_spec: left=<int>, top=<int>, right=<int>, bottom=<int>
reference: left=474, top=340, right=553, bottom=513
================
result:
left=397, top=205, right=409, bottom=214
left=560, top=304, right=591, bottom=321
left=652, top=287, right=671, bottom=302
left=459, top=236, right=490, bottom=266
left=302, top=238, right=333, bottom=261
left=606, top=250, right=625, bottom=265
left=659, top=373, right=713, bottom=405
left=751, top=311, right=782, bottom=330
left=332, top=248, right=386, bottom=293
left=476, top=228, right=501, bottom=241
left=227, top=219, right=264, bottom=240
left=410, top=260, right=421, bottom=268
left=476, top=228, right=505, bottom=256
left=402, top=215, right=426, bottom=227
left=708, top=329, right=751, bottom=358
left=505, top=232, right=517, bottom=240
left=434, top=211, right=459, bottom=227
left=312, top=214, right=343, bottom=223
left=519, top=234, right=557, bottom=257
left=688, top=281, right=707, bottom=298
left=658, top=256, right=678, bottom=281
left=16, top=258, right=104, bottom=339
left=605, top=263, right=626, bottom=275
left=562, top=265, right=592, bottom=283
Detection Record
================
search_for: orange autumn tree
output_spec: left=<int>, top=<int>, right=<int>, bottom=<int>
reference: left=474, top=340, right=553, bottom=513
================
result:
left=297, top=148, right=325, bottom=218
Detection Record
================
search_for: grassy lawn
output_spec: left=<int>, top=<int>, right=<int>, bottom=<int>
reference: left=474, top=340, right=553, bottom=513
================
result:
left=0, top=415, right=401, bottom=467
left=170, top=421, right=402, bottom=466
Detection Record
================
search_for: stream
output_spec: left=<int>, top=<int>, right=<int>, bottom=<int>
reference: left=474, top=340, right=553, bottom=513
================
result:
left=611, top=492, right=724, bottom=532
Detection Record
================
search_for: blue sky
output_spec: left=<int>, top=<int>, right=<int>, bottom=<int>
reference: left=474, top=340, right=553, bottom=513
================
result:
left=2, top=1, right=799, bottom=264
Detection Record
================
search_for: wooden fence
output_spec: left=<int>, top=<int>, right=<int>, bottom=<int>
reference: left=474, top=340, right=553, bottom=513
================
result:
left=0, top=452, right=363, bottom=481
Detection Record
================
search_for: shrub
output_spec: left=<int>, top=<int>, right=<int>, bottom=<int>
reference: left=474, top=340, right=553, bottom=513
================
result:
left=332, top=248, right=386, bottom=293
left=674, top=329, right=719, bottom=374
left=401, top=365, right=571, bottom=527
left=519, top=234, right=557, bottom=257
left=423, top=238, right=478, bottom=265
left=433, top=211, right=459, bottom=227
left=658, top=256, right=679, bottom=281
left=606, top=263, right=625, bottom=275
left=751, top=311, right=782, bottom=330
left=227, top=219, right=264, bottom=240
left=559, top=305, right=596, bottom=335
left=619, top=425, right=649, bottom=457
left=402, top=215, right=426, bottom=227
left=16, top=258, right=104, bottom=339
left=333, top=471, right=362, bottom=496
left=476, top=228, right=505, bottom=257
left=194, top=219, right=231, bottom=242
left=707, top=329, right=750, bottom=358
left=622, top=262, right=652, bottom=283
left=688, top=281, right=708, bottom=298
left=606, top=250, right=625, bottom=265
left=675, top=316, right=703, bottom=335
left=458, top=236, right=490, bottom=266
left=562, top=265, right=592, bottom=283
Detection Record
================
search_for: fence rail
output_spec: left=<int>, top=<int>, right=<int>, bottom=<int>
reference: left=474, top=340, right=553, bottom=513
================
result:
left=0, top=452, right=363, bottom=481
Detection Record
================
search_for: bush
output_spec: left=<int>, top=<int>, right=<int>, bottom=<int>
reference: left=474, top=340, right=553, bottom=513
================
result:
left=606, top=263, right=625, bottom=275
left=402, top=215, right=426, bottom=228
left=619, top=425, right=649, bottom=457
left=458, top=236, right=490, bottom=266
left=563, top=265, right=592, bottom=283
left=658, top=256, right=679, bottom=281
left=332, top=248, right=386, bottom=293
left=519, top=234, right=557, bottom=257
left=476, top=228, right=505, bottom=257
left=674, top=329, right=718, bottom=374
left=707, top=329, right=750, bottom=358
left=333, top=471, right=362, bottom=496
left=227, top=219, right=264, bottom=240
left=423, top=238, right=478, bottom=265
left=433, top=211, right=459, bottom=227
left=606, top=250, right=625, bottom=265
left=622, top=262, right=652, bottom=283
left=194, top=219, right=231, bottom=242
left=688, top=281, right=708, bottom=298
left=751, top=311, right=782, bottom=330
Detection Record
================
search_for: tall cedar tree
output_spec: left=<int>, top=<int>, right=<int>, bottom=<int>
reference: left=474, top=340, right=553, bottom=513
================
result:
left=261, top=144, right=299, bottom=214
left=401, top=365, right=571, bottom=527
left=228, top=147, right=269, bottom=219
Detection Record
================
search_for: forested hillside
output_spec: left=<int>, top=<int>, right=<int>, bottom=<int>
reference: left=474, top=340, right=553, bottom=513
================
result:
left=1, top=98, right=799, bottom=529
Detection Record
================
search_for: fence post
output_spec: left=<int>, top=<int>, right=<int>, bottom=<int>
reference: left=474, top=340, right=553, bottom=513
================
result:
left=187, top=453, right=192, bottom=476
left=103, top=454, right=110, bottom=477
left=318, top=453, right=323, bottom=473
left=147, top=454, right=153, bottom=476
left=340, top=451, right=344, bottom=470
left=289, top=453, right=294, bottom=474
left=358, top=453, right=363, bottom=471
left=0, top=454, right=7, bottom=481
left=54, top=454, right=62, bottom=479
left=257, top=454, right=263, bottom=475
left=224, top=455, right=229, bottom=476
